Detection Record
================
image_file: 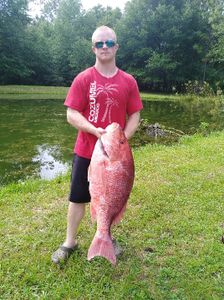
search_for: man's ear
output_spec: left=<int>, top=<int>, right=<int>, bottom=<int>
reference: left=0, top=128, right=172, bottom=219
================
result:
left=92, top=46, right=96, bottom=54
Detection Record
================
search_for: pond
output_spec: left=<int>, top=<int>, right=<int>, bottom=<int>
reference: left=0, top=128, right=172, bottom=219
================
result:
left=0, top=97, right=223, bottom=186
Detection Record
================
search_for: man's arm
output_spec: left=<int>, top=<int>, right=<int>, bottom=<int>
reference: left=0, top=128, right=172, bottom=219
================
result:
left=124, top=111, right=141, bottom=140
left=67, top=108, right=106, bottom=139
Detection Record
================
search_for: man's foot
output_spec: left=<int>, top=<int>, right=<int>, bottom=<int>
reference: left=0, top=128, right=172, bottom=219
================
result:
left=51, top=244, right=78, bottom=264
left=112, top=239, right=123, bottom=256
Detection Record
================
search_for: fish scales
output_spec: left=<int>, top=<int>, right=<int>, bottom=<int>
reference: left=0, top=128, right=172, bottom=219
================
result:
left=87, top=122, right=134, bottom=265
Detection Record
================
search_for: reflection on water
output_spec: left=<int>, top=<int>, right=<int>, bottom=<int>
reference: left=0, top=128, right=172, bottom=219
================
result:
left=0, top=99, right=74, bottom=186
left=32, top=145, right=69, bottom=180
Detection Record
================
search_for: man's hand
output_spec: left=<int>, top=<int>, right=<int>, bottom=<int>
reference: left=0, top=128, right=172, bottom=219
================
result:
left=94, top=127, right=107, bottom=139
left=67, top=108, right=106, bottom=138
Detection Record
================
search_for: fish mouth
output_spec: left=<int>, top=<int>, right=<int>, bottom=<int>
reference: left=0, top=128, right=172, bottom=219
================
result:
left=106, top=123, right=119, bottom=132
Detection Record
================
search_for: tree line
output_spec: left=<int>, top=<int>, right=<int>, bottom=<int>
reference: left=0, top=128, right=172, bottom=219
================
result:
left=0, top=0, right=224, bottom=92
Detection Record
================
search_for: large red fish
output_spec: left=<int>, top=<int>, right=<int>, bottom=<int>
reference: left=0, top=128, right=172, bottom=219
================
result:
left=87, top=122, right=134, bottom=265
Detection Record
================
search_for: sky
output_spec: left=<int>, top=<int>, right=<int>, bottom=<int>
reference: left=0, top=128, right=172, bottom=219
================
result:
left=82, top=0, right=128, bottom=11
left=29, top=0, right=129, bottom=18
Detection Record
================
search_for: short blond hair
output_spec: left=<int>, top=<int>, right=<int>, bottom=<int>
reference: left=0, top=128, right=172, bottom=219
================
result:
left=92, top=26, right=117, bottom=43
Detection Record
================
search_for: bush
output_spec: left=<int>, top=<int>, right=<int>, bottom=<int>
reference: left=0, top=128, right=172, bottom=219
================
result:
left=184, top=80, right=214, bottom=97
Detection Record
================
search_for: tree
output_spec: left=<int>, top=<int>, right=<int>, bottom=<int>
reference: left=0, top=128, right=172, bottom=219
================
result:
left=25, top=17, right=56, bottom=85
left=205, top=0, right=224, bottom=89
left=0, top=0, right=31, bottom=83
left=117, top=0, right=220, bottom=92
left=1, top=0, right=223, bottom=91
left=51, top=0, right=83, bottom=84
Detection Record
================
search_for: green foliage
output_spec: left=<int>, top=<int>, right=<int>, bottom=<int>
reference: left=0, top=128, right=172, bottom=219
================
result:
left=184, top=80, right=214, bottom=97
left=0, top=0, right=31, bottom=83
left=1, top=0, right=224, bottom=90
left=145, top=51, right=178, bottom=91
left=117, top=0, right=215, bottom=91
left=45, top=1, right=122, bottom=84
left=69, top=38, right=94, bottom=75
left=196, top=121, right=210, bottom=135
left=25, top=19, right=56, bottom=85
left=204, top=0, right=224, bottom=89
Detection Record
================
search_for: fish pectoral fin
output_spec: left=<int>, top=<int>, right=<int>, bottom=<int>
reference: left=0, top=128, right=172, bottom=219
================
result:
left=112, top=202, right=128, bottom=226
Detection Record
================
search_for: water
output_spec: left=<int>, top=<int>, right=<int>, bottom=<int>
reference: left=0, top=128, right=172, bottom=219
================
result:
left=141, top=99, right=224, bottom=133
left=0, top=99, right=75, bottom=185
left=0, top=97, right=223, bottom=186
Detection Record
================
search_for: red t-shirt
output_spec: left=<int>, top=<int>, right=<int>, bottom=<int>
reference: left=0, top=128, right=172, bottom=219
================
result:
left=64, top=66, right=143, bottom=159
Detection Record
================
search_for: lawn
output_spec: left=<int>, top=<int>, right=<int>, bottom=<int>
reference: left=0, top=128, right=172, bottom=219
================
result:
left=1, top=131, right=224, bottom=299
left=0, top=85, right=164, bottom=101
left=0, top=85, right=69, bottom=100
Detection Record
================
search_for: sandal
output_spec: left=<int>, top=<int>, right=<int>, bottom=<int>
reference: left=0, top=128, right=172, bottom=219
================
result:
left=51, top=245, right=78, bottom=264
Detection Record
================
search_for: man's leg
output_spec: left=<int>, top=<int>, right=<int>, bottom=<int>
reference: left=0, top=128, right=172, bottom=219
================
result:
left=52, top=155, right=91, bottom=264
left=51, top=202, right=86, bottom=264
left=63, top=202, right=85, bottom=248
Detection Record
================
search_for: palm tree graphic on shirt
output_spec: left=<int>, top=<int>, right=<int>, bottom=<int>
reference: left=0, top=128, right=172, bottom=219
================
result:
left=96, top=83, right=119, bottom=123
left=101, top=97, right=119, bottom=123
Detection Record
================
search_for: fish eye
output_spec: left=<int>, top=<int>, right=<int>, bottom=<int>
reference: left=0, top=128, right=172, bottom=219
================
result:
left=120, top=139, right=125, bottom=144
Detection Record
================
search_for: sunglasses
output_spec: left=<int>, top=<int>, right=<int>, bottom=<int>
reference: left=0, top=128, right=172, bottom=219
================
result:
left=94, top=40, right=116, bottom=49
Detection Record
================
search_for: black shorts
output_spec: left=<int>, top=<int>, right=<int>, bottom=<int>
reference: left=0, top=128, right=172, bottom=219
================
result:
left=68, top=154, right=91, bottom=203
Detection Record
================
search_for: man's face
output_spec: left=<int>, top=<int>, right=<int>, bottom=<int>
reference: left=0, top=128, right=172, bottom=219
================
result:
left=92, top=30, right=119, bottom=63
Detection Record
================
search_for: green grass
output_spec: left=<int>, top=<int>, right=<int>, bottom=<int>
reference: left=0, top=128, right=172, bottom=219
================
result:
left=1, top=131, right=224, bottom=299
left=0, top=85, right=69, bottom=99
left=140, top=91, right=224, bottom=103
left=140, top=92, right=178, bottom=101
left=1, top=85, right=223, bottom=103
left=0, top=85, right=167, bottom=101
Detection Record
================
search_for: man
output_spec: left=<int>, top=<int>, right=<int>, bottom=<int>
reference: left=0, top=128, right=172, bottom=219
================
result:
left=52, top=25, right=143, bottom=264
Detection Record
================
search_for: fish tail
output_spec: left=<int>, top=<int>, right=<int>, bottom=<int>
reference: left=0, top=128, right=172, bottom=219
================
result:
left=87, top=235, right=116, bottom=265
